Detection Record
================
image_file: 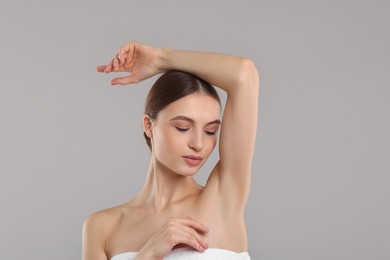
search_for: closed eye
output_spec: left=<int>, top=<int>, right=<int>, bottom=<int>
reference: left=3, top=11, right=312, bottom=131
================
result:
left=175, top=127, right=189, bottom=132
left=205, top=131, right=216, bottom=136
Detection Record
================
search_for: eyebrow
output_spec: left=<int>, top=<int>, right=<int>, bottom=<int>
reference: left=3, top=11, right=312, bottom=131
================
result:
left=169, top=115, right=221, bottom=126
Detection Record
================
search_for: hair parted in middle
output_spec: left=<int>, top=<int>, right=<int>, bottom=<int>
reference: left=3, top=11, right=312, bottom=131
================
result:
left=143, top=70, right=221, bottom=151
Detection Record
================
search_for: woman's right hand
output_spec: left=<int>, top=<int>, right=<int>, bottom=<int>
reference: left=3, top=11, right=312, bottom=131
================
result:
left=96, top=41, right=166, bottom=86
left=135, top=216, right=209, bottom=260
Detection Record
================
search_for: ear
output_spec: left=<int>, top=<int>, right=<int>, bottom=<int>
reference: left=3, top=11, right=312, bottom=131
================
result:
left=143, top=114, right=154, bottom=139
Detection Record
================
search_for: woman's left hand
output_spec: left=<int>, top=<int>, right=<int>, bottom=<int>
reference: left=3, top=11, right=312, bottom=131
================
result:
left=96, top=41, right=166, bottom=85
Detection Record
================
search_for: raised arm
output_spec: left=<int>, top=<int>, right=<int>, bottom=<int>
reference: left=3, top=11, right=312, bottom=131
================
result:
left=98, top=41, right=259, bottom=212
left=158, top=48, right=259, bottom=211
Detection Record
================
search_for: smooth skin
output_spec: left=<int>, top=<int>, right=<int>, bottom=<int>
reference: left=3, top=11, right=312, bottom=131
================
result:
left=82, top=41, right=259, bottom=260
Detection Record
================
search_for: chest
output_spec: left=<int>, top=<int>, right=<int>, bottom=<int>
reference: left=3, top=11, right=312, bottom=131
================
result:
left=106, top=194, right=246, bottom=257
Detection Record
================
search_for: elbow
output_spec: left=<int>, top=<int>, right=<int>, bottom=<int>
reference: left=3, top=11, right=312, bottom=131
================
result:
left=237, top=58, right=260, bottom=89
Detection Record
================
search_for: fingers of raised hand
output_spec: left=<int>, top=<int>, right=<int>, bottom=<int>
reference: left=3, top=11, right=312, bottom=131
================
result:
left=98, top=59, right=124, bottom=75
left=111, top=75, right=139, bottom=85
left=101, top=55, right=118, bottom=73
left=119, top=41, right=136, bottom=62
left=103, top=60, right=113, bottom=73
left=113, top=55, right=120, bottom=72
left=117, top=53, right=125, bottom=66
left=96, top=65, right=106, bottom=72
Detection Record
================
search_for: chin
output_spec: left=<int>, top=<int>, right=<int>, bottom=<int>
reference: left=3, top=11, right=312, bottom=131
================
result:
left=176, top=164, right=203, bottom=176
left=157, top=160, right=198, bottom=177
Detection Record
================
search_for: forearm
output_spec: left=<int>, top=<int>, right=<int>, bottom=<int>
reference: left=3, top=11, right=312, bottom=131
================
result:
left=158, top=48, right=258, bottom=94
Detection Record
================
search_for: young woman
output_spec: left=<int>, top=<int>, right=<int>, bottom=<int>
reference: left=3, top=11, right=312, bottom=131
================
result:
left=82, top=41, right=259, bottom=260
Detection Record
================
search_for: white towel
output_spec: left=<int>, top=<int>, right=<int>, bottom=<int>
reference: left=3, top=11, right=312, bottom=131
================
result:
left=110, top=247, right=251, bottom=260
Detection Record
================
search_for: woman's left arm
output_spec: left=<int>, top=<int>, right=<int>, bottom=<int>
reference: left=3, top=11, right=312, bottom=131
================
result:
left=100, top=42, right=259, bottom=211
left=159, top=48, right=260, bottom=210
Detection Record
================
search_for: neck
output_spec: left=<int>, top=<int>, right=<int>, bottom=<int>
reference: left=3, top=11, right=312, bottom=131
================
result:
left=135, top=155, right=202, bottom=212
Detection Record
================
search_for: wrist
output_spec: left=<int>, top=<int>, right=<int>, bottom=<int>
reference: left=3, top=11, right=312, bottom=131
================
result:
left=157, top=47, right=173, bottom=72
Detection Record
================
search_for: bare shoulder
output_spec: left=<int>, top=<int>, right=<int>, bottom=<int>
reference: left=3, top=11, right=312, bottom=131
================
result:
left=83, top=208, right=120, bottom=244
left=83, top=206, right=123, bottom=233
left=82, top=206, right=126, bottom=260
left=84, top=201, right=140, bottom=236
left=82, top=206, right=126, bottom=253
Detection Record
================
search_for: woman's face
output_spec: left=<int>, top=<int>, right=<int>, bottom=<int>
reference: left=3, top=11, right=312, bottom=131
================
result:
left=147, top=93, right=221, bottom=176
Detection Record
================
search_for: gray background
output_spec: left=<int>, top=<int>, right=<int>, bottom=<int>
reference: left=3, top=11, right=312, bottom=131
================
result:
left=1, top=0, right=389, bottom=259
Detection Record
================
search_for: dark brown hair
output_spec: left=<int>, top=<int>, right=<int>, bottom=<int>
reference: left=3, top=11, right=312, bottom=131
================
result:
left=144, top=70, right=221, bottom=151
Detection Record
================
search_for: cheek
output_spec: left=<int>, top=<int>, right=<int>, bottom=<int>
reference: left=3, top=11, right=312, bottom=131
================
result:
left=154, top=127, right=182, bottom=155
left=205, top=136, right=218, bottom=154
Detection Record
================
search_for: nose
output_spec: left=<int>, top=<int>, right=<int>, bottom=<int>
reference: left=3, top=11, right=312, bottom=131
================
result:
left=188, top=130, right=203, bottom=151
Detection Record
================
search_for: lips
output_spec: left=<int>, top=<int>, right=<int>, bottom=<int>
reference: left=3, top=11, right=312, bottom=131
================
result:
left=182, top=155, right=203, bottom=166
